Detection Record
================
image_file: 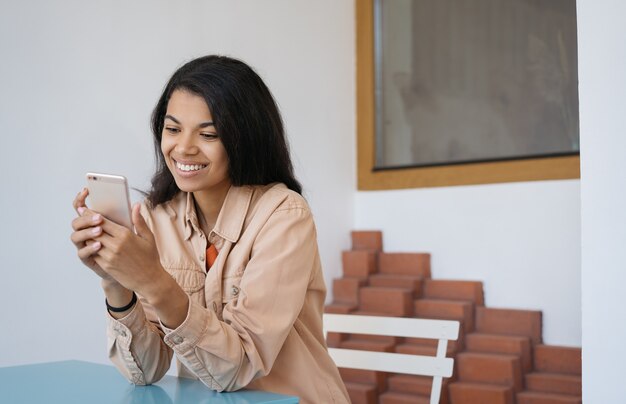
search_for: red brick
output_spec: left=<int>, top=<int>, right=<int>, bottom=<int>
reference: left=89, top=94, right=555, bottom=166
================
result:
left=332, top=277, right=367, bottom=305
left=368, top=274, right=424, bottom=296
left=351, top=231, right=383, bottom=251
left=342, top=250, right=377, bottom=278
left=340, top=338, right=396, bottom=353
left=475, top=307, right=542, bottom=344
left=344, top=382, right=378, bottom=404
left=395, top=342, right=457, bottom=358
left=359, top=287, right=414, bottom=317
left=533, top=345, right=581, bottom=375
left=517, top=391, right=582, bottom=404
left=379, top=253, right=431, bottom=278
left=326, top=332, right=348, bottom=348
left=449, top=382, right=514, bottom=404
left=423, top=279, right=484, bottom=306
left=403, top=337, right=463, bottom=354
left=465, top=333, right=532, bottom=372
left=379, top=391, right=430, bottom=404
left=324, top=302, right=357, bottom=314
left=349, top=333, right=399, bottom=345
left=525, top=372, right=582, bottom=396
left=339, top=368, right=387, bottom=393
left=387, top=374, right=451, bottom=403
left=415, top=299, right=474, bottom=333
left=387, top=374, right=433, bottom=396
left=456, top=352, right=524, bottom=392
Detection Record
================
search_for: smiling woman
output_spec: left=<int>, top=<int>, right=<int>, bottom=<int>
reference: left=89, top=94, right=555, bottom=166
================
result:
left=69, top=55, right=349, bottom=404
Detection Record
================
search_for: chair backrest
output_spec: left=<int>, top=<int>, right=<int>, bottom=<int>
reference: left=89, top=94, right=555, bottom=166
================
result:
left=324, top=313, right=460, bottom=404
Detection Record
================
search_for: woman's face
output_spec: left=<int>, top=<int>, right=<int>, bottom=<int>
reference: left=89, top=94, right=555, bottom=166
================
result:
left=161, top=89, right=230, bottom=194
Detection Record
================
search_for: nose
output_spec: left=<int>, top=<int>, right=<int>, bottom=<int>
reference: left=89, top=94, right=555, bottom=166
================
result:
left=175, top=132, right=198, bottom=155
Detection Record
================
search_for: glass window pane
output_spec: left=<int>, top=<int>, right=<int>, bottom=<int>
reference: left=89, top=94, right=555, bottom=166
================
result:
left=375, top=0, right=580, bottom=169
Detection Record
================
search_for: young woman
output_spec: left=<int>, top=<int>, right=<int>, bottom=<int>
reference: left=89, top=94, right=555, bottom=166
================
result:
left=70, top=55, right=349, bottom=403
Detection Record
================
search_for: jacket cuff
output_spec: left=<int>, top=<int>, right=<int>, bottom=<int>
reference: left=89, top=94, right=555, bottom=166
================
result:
left=106, top=300, right=146, bottom=338
left=106, top=303, right=147, bottom=385
left=161, top=298, right=210, bottom=353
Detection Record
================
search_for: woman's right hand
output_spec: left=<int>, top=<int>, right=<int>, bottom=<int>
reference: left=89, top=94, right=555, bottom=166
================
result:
left=70, top=188, right=114, bottom=282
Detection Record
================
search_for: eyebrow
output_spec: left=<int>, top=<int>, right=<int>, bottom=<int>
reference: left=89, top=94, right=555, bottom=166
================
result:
left=165, top=114, right=214, bottom=128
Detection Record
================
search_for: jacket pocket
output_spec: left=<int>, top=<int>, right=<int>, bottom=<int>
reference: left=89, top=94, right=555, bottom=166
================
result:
left=165, top=266, right=206, bottom=296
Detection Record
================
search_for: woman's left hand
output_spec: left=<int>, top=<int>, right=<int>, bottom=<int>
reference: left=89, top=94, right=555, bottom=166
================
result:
left=90, top=203, right=168, bottom=299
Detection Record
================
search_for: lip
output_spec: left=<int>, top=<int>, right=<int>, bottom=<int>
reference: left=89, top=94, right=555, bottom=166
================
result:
left=172, top=157, right=208, bottom=178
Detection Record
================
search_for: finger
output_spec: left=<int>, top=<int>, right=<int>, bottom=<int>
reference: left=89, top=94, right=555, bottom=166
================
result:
left=93, top=242, right=117, bottom=266
left=132, top=203, right=154, bottom=242
left=77, top=241, right=102, bottom=260
left=93, top=253, right=108, bottom=271
left=71, top=211, right=104, bottom=231
left=70, top=226, right=103, bottom=247
left=98, top=215, right=131, bottom=238
left=92, top=231, right=116, bottom=251
left=73, top=188, right=90, bottom=215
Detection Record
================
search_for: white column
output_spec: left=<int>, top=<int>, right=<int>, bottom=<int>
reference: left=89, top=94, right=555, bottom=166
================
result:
left=578, top=0, right=626, bottom=401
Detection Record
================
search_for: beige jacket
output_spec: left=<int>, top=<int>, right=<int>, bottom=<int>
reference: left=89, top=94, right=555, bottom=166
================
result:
left=106, top=183, right=349, bottom=403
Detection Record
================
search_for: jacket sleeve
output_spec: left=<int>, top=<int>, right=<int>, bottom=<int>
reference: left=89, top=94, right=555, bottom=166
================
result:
left=160, top=205, right=317, bottom=391
left=106, top=296, right=174, bottom=385
left=106, top=201, right=173, bottom=385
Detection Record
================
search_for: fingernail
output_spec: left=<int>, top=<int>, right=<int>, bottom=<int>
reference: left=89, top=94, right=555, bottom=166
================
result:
left=92, top=214, right=101, bottom=223
left=78, top=207, right=85, bottom=215
left=92, top=241, right=101, bottom=250
left=92, top=227, right=101, bottom=235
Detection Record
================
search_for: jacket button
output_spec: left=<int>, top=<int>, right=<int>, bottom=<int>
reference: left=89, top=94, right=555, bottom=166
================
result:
left=199, top=255, right=205, bottom=262
left=232, top=286, right=239, bottom=296
left=119, top=330, right=127, bottom=338
left=172, top=336, right=183, bottom=345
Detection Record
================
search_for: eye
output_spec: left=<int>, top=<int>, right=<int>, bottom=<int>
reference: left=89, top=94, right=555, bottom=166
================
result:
left=201, top=133, right=219, bottom=140
left=164, top=126, right=181, bottom=134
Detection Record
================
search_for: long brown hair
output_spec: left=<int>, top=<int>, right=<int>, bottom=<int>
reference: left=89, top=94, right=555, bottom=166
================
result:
left=147, top=55, right=302, bottom=207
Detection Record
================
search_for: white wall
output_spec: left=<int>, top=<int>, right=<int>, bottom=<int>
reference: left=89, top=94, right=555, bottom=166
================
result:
left=0, top=0, right=355, bottom=367
left=2, top=0, right=598, bottom=378
left=355, top=180, right=581, bottom=346
left=578, top=0, right=626, bottom=401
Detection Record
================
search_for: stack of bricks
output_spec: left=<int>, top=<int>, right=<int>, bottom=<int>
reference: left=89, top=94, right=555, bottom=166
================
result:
left=325, top=231, right=582, bottom=404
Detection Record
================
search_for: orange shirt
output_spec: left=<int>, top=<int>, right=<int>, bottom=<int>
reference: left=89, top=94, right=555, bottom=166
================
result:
left=206, top=244, right=218, bottom=271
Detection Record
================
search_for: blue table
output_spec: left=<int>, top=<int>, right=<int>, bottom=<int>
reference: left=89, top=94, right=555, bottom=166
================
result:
left=0, top=360, right=299, bottom=403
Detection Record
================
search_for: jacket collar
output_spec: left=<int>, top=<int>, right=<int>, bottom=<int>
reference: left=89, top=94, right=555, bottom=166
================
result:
left=183, top=186, right=253, bottom=243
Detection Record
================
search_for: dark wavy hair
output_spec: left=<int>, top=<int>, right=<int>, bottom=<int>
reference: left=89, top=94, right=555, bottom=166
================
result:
left=146, top=55, right=302, bottom=207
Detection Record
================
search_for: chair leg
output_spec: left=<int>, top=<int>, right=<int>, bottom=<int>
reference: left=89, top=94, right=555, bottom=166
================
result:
left=430, top=376, right=443, bottom=404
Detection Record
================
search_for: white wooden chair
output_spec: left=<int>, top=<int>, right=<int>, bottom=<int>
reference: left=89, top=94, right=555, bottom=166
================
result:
left=324, top=314, right=460, bottom=404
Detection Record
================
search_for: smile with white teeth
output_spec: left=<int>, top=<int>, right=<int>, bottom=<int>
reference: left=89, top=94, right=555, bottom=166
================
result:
left=175, top=160, right=208, bottom=172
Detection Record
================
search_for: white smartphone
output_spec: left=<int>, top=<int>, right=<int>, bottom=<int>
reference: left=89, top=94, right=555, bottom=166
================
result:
left=85, top=172, right=133, bottom=229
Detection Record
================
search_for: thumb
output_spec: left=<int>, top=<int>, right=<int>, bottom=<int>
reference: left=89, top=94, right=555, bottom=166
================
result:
left=132, top=203, right=154, bottom=242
